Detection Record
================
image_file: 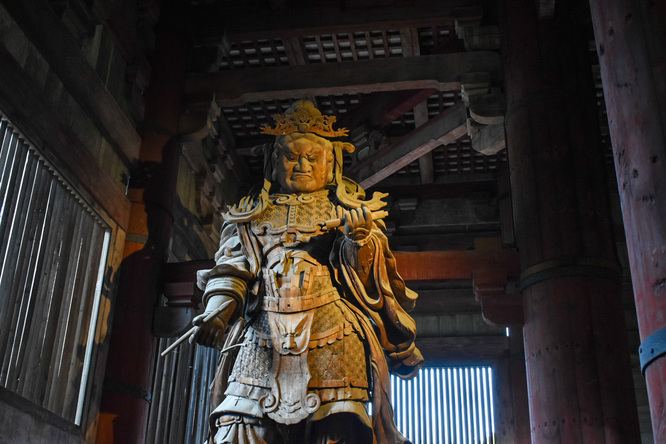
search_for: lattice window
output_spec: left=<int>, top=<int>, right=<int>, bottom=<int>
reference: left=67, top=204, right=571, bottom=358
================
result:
left=427, top=91, right=461, bottom=117
left=146, top=340, right=218, bottom=444
left=303, top=29, right=403, bottom=63
left=222, top=99, right=295, bottom=143
left=219, top=38, right=289, bottom=70
left=391, top=366, right=496, bottom=444
left=316, top=93, right=367, bottom=118
left=432, top=139, right=506, bottom=176
left=0, top=113, right=111, bottom=425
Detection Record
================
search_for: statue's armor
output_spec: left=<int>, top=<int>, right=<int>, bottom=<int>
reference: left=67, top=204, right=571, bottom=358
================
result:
left=221, top=191, right=370, bottom=426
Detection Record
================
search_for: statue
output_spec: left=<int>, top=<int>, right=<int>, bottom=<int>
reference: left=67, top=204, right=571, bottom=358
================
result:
left=191, top=100, right=423, bottom=443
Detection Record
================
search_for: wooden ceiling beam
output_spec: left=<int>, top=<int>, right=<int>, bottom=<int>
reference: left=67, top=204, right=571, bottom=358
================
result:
left=347, top=102, right=467, bottom=189
left=337, top=89, right=436, bottom=130
left=411, top=288, right=479, bottom=315
left=185, top=51, right=501, bottom=106
left=413, top=101, right=435, bottom=185
left=374, top=89, right=436, bottom=128
left=416, top=335, right=509, bottom=364
left=393, top=238, right=520, bottom=282
left=181, top=1, right=480, bottom=39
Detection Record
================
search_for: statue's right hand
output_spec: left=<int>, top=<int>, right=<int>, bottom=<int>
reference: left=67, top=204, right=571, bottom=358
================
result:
left=188, top=296, right=237, bottom=348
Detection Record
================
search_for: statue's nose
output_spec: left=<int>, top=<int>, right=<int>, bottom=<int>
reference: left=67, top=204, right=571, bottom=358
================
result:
left=294, top=157, right=311, bottom=171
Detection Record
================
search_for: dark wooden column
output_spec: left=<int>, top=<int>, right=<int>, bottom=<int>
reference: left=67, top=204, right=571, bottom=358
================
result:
left=588, top=0, right=666, bottom=440
left=494, top=328, right=531, bottom=444
left=499, top=0, right=641, bottom=442
left=96, top=27, right=187, bottom=443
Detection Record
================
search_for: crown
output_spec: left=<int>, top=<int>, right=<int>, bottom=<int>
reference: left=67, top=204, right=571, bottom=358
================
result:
left=260, top=100, right=349, bottom=138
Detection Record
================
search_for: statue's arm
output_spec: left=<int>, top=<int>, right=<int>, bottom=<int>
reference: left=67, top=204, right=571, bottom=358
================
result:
left=192, top=222, right=254, bottom=348
left=337, top=206, right=424, bottom=377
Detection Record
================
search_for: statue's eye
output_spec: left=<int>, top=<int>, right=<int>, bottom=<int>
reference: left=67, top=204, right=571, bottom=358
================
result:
left=285, top=154, right=297, bottom=161
left=307, top=155, right=319, bottom=162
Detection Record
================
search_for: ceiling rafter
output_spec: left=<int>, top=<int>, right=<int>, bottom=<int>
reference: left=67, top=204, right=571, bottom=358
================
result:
left=181, top=2, right=481, bottom=39
left=348, top=102, right=468, bottom=188
left=186, top=51, right=501, bottom=107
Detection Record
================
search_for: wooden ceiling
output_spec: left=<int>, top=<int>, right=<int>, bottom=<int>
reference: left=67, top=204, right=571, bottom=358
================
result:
left=172, top=0, right=508, bottom=219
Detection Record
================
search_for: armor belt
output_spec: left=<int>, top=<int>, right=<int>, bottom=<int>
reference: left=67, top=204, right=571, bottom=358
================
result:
left=262, top=289, right=339, bottom=313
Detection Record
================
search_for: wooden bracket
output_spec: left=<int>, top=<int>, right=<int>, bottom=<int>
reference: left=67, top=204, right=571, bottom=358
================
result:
left=473, top=270, right=524, bottom=327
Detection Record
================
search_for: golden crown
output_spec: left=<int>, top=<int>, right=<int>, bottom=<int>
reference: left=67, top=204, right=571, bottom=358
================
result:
left=260, top=100, right=349, bottom=138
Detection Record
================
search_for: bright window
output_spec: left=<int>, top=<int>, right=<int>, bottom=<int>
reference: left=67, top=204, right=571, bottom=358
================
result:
left=391, top=366, right=496, bottom=444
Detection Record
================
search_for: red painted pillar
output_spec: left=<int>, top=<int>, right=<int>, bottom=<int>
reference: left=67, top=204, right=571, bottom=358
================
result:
left=500, top=0, right=641, bottom=442
left=588, top=0, right=666, bottom=440
left=96, top=27, right=187, bottom=443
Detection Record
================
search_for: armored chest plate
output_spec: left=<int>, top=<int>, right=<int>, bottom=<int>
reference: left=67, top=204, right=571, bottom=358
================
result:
left=251, top=191, right=336, bottom=245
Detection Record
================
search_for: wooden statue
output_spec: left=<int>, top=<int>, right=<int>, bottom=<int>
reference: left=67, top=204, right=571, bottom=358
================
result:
left=190, top=100, right=423, bottom=443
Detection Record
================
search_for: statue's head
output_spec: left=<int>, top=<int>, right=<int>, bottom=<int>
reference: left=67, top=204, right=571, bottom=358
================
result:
left=225, top=100, right=388, bottom=222
left=261, top=100, right=349, bottom=194
left=272, top=132, right=334, bottom=193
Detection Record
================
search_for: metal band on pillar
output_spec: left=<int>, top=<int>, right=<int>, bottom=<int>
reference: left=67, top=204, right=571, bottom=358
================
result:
left=519, top=257, right=621, bottom=292
left=639, top=327, right=666, bottom=375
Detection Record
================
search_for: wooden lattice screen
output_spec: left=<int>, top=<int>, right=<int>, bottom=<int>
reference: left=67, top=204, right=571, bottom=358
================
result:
left=0, top=113, right=110, bottom=424
left=391, top=366, right=496, bottom=444
left=146, top=339, right=218, bottom=444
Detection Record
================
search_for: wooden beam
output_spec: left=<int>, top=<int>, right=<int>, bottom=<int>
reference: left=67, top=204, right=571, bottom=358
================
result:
left=0, top=42, right=131, bottom=231
left=469, top=122, right=506, bottom=155
left=393, top=238, right=520, bottom=282
left=373, top=90, right=436, bottom=128
left=413, top=101, right=435, bottom=185
left=283, top=36, right=307, bottom=65
left=337, top=89, right=436, bottom=131
left=389, top=231, right=501, bottom=252
left=1, top=0, right=141, bottom=163
left=348, top=102, right=468, bottom=189
left=185, top=51, right=502, bottom=106
left=181, top=1, right=477, bottom=39
left=153, top=238, right=519, bottom=307
left=416, top=335, right=509, bottom=364
left=400, top=27, right=421, bottom=58
left=398, top=26, right=435, bottom=186
left=473, top=270, right=524, bottom=326
left=410, top=288, right=479, bottom=315
left=418, top=152, right=435, bottom=185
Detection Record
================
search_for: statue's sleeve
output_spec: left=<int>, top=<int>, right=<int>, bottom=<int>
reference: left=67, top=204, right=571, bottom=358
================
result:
left=336, top=226, right=424, bottom=378
left=196, top=222, right=257, bottom=310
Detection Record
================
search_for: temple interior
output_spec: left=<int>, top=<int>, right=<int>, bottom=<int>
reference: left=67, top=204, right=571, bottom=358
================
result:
left=0, top=0, right=664, bottom=443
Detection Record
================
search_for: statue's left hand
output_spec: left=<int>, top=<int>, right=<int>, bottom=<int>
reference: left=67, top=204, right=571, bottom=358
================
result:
left=342, top=205, right=373, bottom=241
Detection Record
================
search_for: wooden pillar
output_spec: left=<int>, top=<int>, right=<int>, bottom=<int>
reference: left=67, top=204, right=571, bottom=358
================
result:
left=96, top=27, right=187, bottom=443
left=588, top=0, right=666, bottom=440
left=499, top=0, right=641, bottom=442
left=494, top=328, right=531, bottom=444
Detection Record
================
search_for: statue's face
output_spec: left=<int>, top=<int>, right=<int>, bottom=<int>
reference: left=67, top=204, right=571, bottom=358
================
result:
left=273, top=133, right=333, bottom=194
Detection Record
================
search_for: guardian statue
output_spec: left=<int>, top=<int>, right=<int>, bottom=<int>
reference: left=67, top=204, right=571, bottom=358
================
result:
left=192, top=100, right=423, bottom=443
